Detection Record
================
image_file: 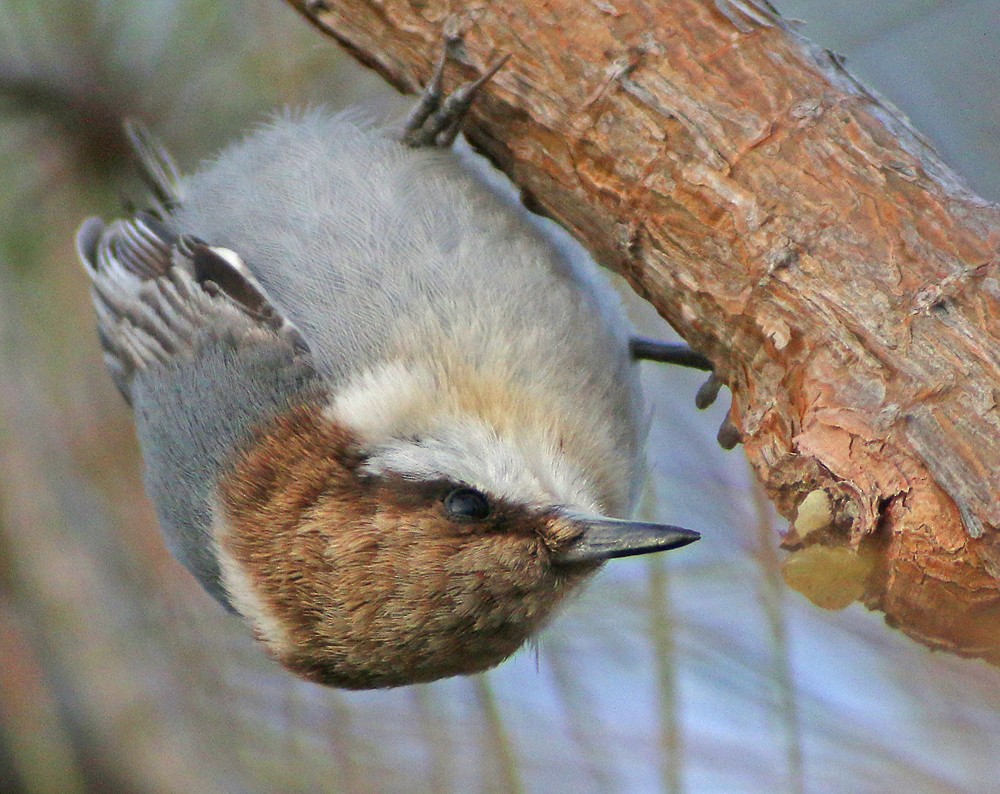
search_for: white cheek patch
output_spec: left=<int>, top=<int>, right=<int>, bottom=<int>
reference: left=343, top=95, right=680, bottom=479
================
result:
left=325, top=360, right=438, bottom=443
left=363, top=419, right=600, bottom=511
left=325, top=361, right=601, bottom=513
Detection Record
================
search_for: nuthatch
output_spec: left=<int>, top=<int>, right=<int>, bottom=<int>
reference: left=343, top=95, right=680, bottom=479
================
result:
left=76, top=45, right=711, bottom=689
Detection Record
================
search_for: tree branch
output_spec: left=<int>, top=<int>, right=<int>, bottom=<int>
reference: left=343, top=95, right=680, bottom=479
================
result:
left=284, top=0, right=1000, bottom=663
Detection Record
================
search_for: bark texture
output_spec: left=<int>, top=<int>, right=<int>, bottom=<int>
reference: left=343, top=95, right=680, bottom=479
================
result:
left=285, top=0, right=1000, bottom=663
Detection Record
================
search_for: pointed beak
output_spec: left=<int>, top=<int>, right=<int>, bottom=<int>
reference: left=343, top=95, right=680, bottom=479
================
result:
left=551, top=511, right=701, bottom=565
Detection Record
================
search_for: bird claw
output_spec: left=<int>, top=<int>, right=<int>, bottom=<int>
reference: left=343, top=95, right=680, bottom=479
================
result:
left=401, top=37, right=509, bottom=148
left=716, top=415, right=741, bottom=450
left=628, top=336, right=740, bottom=448
left=695, top=372, right=723, bottom=410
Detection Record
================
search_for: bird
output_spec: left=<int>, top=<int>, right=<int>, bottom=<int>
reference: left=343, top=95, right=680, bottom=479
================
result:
left=75, top=42, right=710, bottom=689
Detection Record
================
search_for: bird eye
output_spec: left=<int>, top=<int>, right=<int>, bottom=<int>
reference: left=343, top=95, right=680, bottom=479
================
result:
left=443, top=487, right=491, bottom=520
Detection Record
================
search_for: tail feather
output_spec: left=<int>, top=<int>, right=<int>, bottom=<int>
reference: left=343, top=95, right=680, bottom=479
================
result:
left=123, top=118, right=183, bottom=213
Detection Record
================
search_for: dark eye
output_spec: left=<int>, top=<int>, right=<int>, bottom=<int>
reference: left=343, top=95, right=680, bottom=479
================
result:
left=443, top=487, right=491, bottom=520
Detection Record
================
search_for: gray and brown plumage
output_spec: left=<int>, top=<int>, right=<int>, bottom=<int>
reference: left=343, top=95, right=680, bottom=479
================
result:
left=76, top=47, right=705, bottom=689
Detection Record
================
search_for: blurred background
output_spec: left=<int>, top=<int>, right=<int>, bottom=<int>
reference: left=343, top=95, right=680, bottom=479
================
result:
left=1, top=0, right=998, bottom=792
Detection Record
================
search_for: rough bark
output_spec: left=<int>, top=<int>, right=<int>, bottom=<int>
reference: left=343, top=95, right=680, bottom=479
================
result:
left=284, top=0, right=1000, bottom=663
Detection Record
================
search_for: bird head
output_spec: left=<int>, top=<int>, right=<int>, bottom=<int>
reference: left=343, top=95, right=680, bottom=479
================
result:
left=213, top=364, right=698, bottom=689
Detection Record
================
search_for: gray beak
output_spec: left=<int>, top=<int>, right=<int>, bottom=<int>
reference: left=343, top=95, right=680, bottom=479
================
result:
left=552, top=511, right=700, bottom=565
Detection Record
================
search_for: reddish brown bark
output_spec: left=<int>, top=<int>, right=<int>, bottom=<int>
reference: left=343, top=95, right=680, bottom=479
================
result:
left=285, top=0, right=1000, bottom=663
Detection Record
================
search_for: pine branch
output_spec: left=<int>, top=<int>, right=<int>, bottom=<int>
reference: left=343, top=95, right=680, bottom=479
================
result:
left=284, top=0, right=1000, bottom=664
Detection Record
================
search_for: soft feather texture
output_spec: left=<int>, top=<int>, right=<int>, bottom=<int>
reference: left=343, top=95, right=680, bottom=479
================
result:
left=171, top=109, right=646, bottom=516
left=77, top=212, right=324, bottom=607
left=214, top=404, right=597, bottom=689
left=79, top=108, right=651, bottom=686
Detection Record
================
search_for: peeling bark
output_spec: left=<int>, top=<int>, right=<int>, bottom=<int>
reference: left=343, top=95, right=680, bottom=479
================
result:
left=284, top=0, right=1000, bottom=663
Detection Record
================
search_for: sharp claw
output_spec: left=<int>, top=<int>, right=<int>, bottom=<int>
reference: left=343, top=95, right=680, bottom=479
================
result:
left=401, top=40, right=509, bottom=149
left=403, top=42, right=449, bottom=137
left=471, top=53, right=512, bottom=91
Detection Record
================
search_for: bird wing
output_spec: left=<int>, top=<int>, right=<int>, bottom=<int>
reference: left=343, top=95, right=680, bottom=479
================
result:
left=76, top=210, right=312, bottom=403
left=76, top=211, right=325, bottom=608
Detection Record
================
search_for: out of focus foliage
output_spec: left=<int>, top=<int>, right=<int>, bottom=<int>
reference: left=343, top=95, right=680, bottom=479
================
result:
left=1, top=1, right=999, bottom=793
